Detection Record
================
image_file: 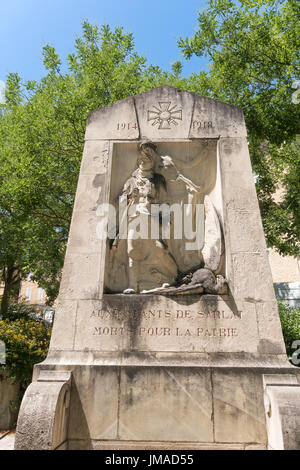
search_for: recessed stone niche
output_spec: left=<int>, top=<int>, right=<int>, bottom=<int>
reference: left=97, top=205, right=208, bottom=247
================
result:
left=104, top=140, right=225, bottom=294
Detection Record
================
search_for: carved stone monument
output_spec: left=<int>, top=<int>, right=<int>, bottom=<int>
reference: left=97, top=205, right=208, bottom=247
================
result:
left=15, top=87, right=300, bottom=450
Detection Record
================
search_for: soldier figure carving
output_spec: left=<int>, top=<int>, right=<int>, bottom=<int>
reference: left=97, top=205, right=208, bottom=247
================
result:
left=109, top=140, right=226, bottom=295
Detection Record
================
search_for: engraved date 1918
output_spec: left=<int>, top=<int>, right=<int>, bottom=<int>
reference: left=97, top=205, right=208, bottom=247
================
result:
left=192, top=120, right=214, bottom=130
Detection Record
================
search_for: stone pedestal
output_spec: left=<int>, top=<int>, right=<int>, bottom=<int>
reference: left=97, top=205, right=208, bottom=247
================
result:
left=15, top=87, right=300, bottom=450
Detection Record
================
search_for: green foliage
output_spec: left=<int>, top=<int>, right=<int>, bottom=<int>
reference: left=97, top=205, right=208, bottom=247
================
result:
left=179, top=0, right=300, bottom=256
left=1, top=13, right=298, bottom=311
left=0, top=317, right=52, bottom=386
left=1, top=302, right=35, bottom=322
left=278, top=300, right=300, bottom=359
left=0, top=22, right=185, bottom=307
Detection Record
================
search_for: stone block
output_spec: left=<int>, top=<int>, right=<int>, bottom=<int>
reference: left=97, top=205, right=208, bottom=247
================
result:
left=190, top=96, right=247, bottom=139
left=118, top=367, right=213, bottom=442
left=66, top=209, right=104, bottom=255
left=80, top=140, right=110, bottom=176
left=134, top=86, right=194, bottom=140
left=218, top=137, right=259, bottom=211
left=59, top=253, right=102, bottom=300
left=256, top=302, right=286, bottom=355
left=49, top=300, right=77, bottom=350
left=213, top=369, right=267, bottom=444
left=263, top=374, right=300, bottom=450
left=231, top=253, right=276, bottom=302
left=73, top=295, right=260, bottom=354
left=68, top=366, right=119, bottom=441
left=227, top=209, right=267, bottom=254
left=85, top=97, right=139, bottom=140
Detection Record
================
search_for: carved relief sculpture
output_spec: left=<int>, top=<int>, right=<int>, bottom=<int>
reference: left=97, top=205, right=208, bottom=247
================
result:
left=106, top=140, right=227, bottom=295
left=111, top=141, right=178, bottom=293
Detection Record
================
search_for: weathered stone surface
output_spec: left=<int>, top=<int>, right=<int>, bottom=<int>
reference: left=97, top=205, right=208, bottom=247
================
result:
left=15, top=372, right=71, bottom=450
left=0, top=432, right=15, bottom=450
left=202, top=195, right=222, bottom=271
left=256, top=302, right=286, bottom=355
left=80, top=140, right=110, bottom=175
left=227, top=209, right=267, bottom=254
left=66, top=210, right=103, bottom=254
left=73, top=173, right=106, bottom=213
left=190, top=96, right=247, bottom=139
left=134, top=86, right=194, bottom=140
left=244, top=444, right=267, bottom=450
left=68, top=367, right=119, bottom=441
left=66, top=167, right=110, bottom=256
left=68, top=439, right=269, bottom=449
left=213, top=369, right=267, bottom=444
left=85, top=97, right=139, bottom=140
left=263, top=374, right=300, bottom=450
left=231, top=253, right=276, bottom=302
left=118, top=367, right=213, bottom=442
left=90, top=441, right=246, bottom=450
left=59, top=253, right=102, bottom=300
left=74, top=295, right=259, bottom=354
left=218, top=137, right=259, bottom=211
left=49, top=300, right=77, bottom=351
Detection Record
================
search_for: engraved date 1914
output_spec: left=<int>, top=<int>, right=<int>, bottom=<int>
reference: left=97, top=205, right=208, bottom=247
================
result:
left=117, top=122, right=138, bottom=130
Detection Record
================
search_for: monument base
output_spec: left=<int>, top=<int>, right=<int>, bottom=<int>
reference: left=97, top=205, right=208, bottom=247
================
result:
left=15, top=355, right=300, bottom=450
left=68, top=440, right=266, bottom=450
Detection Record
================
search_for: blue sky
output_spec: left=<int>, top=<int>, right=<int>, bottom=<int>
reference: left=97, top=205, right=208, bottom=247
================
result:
left=0, top=0, right=210, bottom=88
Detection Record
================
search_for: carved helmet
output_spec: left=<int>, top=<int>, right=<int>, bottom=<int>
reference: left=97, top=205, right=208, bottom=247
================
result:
left=137, top=140, right=157, bottom=166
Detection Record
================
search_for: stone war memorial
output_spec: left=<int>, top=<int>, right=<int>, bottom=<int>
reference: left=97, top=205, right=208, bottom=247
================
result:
left=15, top=87, right=300, bottom=450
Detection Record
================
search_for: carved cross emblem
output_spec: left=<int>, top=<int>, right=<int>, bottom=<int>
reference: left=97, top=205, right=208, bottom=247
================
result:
left=147, top=102, right=182, bottom=129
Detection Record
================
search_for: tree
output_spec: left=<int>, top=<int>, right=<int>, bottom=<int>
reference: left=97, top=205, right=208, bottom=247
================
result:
left=0, top=211, right=27, bottom=315
left=178, top=0, right=300, bottom=256
left=278, top=300, right=300, bottom=359
left=0, top=22, right=184, bottom=312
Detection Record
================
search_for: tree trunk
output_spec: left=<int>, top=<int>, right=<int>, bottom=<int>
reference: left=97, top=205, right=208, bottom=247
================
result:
left=1, top=265, right=20, bottom=316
